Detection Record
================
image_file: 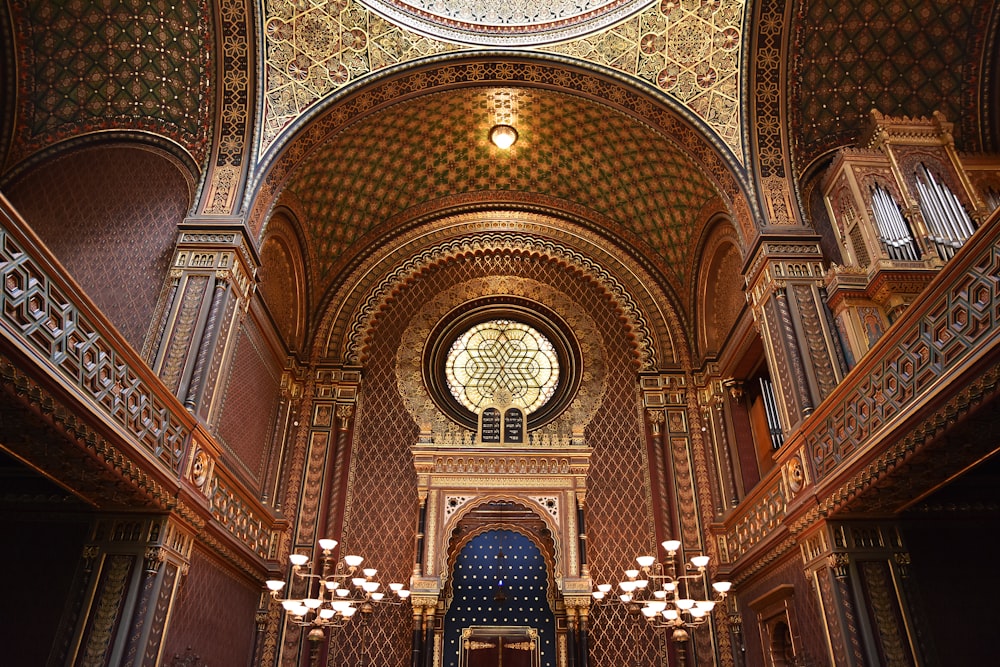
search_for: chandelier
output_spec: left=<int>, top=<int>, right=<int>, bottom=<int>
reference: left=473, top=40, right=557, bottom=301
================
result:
left=265, top=538, right=411, bottom=642
left=592, top=540, right=731, bottom=643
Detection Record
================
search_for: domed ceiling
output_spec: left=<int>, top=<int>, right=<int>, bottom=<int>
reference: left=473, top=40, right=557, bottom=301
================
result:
left=357, top=0, right=651, bottom=45
left=261, top=0, right=745, bottom=158
left=279, top=86, right=726, bottom=310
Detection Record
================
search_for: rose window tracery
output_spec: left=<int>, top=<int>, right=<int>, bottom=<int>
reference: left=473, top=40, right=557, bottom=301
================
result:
left=445, top=319, right=559, bottom=414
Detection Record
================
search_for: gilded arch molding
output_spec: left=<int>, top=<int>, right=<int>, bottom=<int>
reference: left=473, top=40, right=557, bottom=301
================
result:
left=311, top=209, right=693, bottom=370
left=395, top=275, right=607, bottom=444
left=247, top=54, right=757, bottom=241
left=441, top=498, right=561, bottom=598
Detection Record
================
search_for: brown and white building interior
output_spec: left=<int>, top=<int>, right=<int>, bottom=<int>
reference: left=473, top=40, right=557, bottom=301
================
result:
left=1, top=0, right=999, bottom=665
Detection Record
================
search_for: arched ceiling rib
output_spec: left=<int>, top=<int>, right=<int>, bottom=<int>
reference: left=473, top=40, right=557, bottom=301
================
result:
left=279, top=86, right=728, bottom=312
left=261, top=0, right=746, bottom=159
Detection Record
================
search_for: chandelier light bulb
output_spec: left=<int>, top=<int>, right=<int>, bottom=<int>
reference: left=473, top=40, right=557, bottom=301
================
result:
left=597, top=584, right=612, bottom=593
left=636, top=555, right=656, bottom=568
left=363, top=567, right=377, bottom=578
left=325, top=580, right=339, bottom=590
left=489, top=124, right=518, bottom=149
left=281, top=599, right=300, bottom=611
left=641, top=606, right=657, bottom=617
left=303, top=598, right=322, bottom=609
left=691, top=555, right=710, bottom=569
left=342, top=606, right=358, bottom=617
left=319, top=608, right=336, bottom=619
left=371, top=592, right=385, bottom=601
left=713, top=581, right=732, bottom=594
left=696, top=600, right=716, bottom=612
left=676, top=598, right=695, bottom=610
left=398, top=590, right=411, bottom=598
left=662, top=540, right=681, bottom=553
left=689, top=608, right=706, bottom=618
left=664, top=609, right=679, bottom=620
left=318, top=539, right=338, bottom=552
left=389, top=582, right=404, bottom=592
left=344, top=555, right=364, bottom=568
left=592, top=591, right=605, bottom=600
left=289, top=553, right=309, bottom=567
left=266, top=580, right=285, bottom=592
left=635, top=579, right=649, bottom=589
left=624, top=569, right=640, bottom=579
left=336, top=588, right=350, bottom=597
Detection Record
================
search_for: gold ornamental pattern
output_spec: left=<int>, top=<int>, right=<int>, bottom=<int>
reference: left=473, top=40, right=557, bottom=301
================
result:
left=262, top=0, right=745, bottom=160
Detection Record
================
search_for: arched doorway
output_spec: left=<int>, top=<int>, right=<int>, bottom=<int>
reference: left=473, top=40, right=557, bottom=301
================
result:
left=444, top=528, right=555, bottom=667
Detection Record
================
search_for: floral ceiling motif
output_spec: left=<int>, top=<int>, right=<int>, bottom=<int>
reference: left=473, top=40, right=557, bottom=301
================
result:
left=262, top=0, right=745, bottom=161
left=357, top=0, right=650, bottom=45
left=284, top=87, right=725, bottom=305
left=7, top=0, right=212, bottom=169
left=790, top=0, right=992, bottom=170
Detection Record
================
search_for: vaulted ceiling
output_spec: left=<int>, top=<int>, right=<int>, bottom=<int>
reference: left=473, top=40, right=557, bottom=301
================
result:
left=789, top=0, right=996, bottom=172
left=1, top=0, right=998, bottom=330
left=280, top=86, right=727, bottom=310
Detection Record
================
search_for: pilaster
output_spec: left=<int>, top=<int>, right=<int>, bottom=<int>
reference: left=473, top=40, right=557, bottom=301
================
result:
left=151, top=225, right=258, bottom=424
left=801, top=520, right=920, bottom=667
left=57, top=515, right=194, bottom=667
left=745, top=240, right=847, bottom=431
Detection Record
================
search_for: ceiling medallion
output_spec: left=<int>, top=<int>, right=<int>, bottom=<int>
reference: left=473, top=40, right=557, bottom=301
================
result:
left=355, top=0, right=655, bottom=46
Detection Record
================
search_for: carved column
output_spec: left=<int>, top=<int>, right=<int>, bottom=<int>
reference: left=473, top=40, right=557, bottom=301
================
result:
left=801, top=520, right=920, bottom=667
left=564, top=605, right=578, bottom=667
left=641, top=374, right=726, bottom=666
left=151, top=226, right=257, bottom=422
left=745, top=240, right=847, bottom=432
left=695, top=369, right=740, bottom=515
left=276, top=369, right=360, bottom=667
left=58, top=515, right=194, bottom=667
left=577, top=603, right=590, bottom=667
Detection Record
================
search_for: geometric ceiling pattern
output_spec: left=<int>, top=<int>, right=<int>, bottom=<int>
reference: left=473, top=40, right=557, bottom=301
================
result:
left=790, top=0, right=992, bottom=170
left=6, top=0, right=212, bottom=168
left=285, top=87, right=724, bottom=305
left=359, top=0, right=651, bottom=45
left=262, top=0, right=744, bottom=161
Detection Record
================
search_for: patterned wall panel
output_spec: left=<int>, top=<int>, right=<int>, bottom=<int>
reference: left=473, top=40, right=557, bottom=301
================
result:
left=216, top=318, right=283, bottom=491
left=790, top=0, right=993, bottom=170
left=4, top=144, right=189, bottom=354
left=287, top=87, right=724, bottom=305
left=6, top=0, right=212, bottom=168
left=332, top=251, right=658, bottom=665
left=161, top=547, right=259, bottom=667
left=259, top=214, right=304, bottom=351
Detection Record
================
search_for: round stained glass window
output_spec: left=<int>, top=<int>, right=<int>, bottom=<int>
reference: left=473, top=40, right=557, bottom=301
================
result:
left=445, top=319, right=559, bottom=414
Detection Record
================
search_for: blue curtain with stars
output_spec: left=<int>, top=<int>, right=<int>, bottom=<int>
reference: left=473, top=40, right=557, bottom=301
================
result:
left=444, top=530, right=556, bottom=667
